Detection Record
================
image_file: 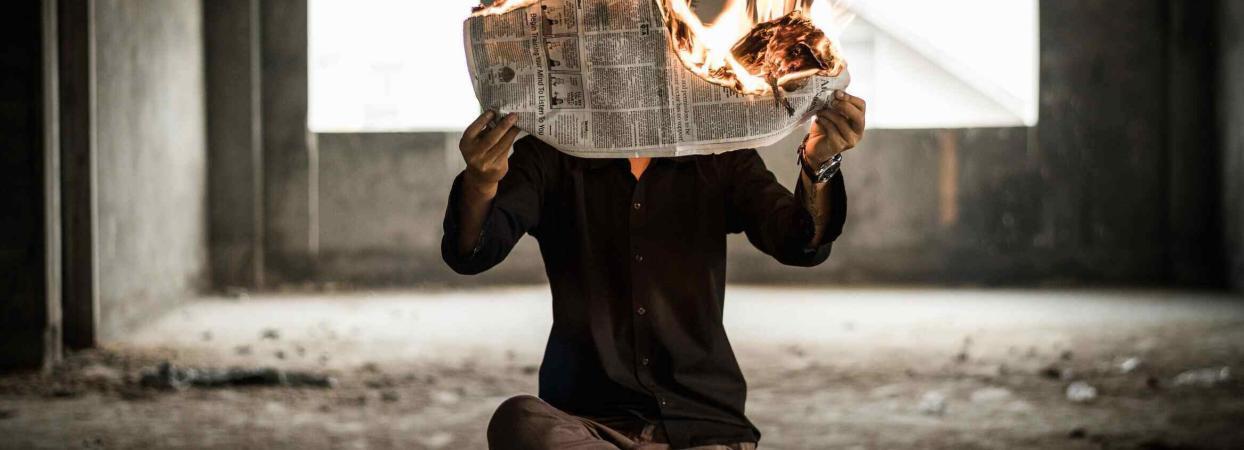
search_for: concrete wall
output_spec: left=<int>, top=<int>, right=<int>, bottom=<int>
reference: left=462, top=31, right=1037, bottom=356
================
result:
left=1221, top=0, right=1244, bottom=290
left=94, top=0, right=207, bottom=338
left=312, top=133, right=546, bottom=286
left=239, top=0, right=1230, bottom=289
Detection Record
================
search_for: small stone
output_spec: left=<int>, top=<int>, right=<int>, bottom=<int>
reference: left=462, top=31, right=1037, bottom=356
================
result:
left=916, top=391, right=947, bottom=416
left=261, top=328, right=280, bottom=340
left=80, top=364, right=123, bottom=386
left=1171, top=367, right=1230, bottom=387
left=274, top=350, right=286, bottom=360
left=1119, top=357, right=1142, bottom=374
left=420, top=432, right=454, bottom=449
left=1040, top=365, right=1073, bottom=380
left=235, top=345, right=252, bottom=356
left=1146, top=375, right=1162, bottom=390
left=432, top=390, right=461, bottom=405
left=1060, top=350, right=1074, bottom=361
left=1065, top=381, right=1097, bottom=403
left=521, top=365, right=538, bottom=375
left=1068, top=427, right=1087, bottom=439
left=969, top=387, right=1013, bottom=403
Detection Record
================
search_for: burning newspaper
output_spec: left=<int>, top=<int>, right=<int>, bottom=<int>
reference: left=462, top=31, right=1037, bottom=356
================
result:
left=465, top=0, right=850, bottom=158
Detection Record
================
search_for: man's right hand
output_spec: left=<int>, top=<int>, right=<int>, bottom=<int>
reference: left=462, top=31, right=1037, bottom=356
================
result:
left=460, top=110, right=521, bottom=192
left=454, top=110, right=520, bottom=256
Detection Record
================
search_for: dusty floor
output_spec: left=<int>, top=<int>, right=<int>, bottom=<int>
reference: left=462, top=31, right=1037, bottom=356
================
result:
left=1, top=287, right=1243, bottom=449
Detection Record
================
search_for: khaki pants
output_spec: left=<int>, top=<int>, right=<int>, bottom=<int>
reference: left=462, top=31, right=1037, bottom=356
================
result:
left=487, top=395, right=758, bottom=450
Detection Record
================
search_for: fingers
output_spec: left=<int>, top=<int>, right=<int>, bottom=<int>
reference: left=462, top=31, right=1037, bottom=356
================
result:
left=479, top=113, right=519, bottom=150
left=815, top=116, right=849, bottom=152
left=487, top=127, right=521, bottom=165
left=839, top=91, right=866, bottom=110
left=824, top=113, right=859, bottom=147
left=464, top=110, right=495, bottom=141
left=831, top=91, right=866, bottom=133
left=832, top=99, right=865, bottom=133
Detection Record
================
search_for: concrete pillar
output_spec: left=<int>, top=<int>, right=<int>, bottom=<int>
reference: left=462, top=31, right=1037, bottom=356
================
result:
left=260, top=0, right=316, bottom=284
left=1037, top=0, right=1170, bottom=282
left=0, top=0, right=63, bottom=371
left=58, top=0, right=99, bottom=349
left=1165, top=0, right=1225, bottom=286
left=207, top=0, right=265, bottom=290
left=1219, top=0, right=1244, bottom=291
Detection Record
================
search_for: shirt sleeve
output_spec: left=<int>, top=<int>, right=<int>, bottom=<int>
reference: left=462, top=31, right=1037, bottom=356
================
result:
left=440, top=137, right=550, bottom=275
left=725, top=148, right=847, bottom=267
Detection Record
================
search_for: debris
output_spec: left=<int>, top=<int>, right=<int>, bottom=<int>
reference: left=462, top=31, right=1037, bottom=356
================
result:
left=969, top=387, right=1013, bottom=403
left=432, top=390, right=461, bottom=405
left=916, top=391, right=947, bottom=416
left=1146, top=375, right=1162, bottom=390
left=224, top=287, right=249, bottom=299
left=1040, top=365, right=1074, bottom=380
left=1065, top=381, right=1097, bottom=403
left=419, top=431, right=455, bottom=449
left=381, top=390, right=400, bottom=402
left=48, top=387, right=82, bottom=398
left=139, top=362, right=336, bottom=390
left=1119, top=357, right=1142, bottom=374
left=954, top=336, right=972, bottom=363
left=1171, top=367, right=1230, bottom=387
left=261, top=328, right=280, bottom=340
left=80, top=364, right=124, bottom=386
left=1068, top=427, right=1087, bottom=439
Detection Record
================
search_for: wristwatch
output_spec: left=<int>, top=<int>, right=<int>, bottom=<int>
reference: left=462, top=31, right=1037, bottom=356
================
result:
left=797, top=135, right=843, bottom=183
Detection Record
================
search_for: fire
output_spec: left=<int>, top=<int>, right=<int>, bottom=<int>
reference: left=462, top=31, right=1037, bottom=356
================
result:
left=660, top=0, right=852, bottom=98
left=471, top=0, right=538, bottom=17
left=470, top=0, right=852, bottom=106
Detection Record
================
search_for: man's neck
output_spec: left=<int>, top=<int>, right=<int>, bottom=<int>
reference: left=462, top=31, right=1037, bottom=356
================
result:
left=629, top=157, right=651, bottom=180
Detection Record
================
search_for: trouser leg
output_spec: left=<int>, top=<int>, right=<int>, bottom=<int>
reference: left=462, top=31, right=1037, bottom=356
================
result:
left=487, top=394, right=624, bottom=450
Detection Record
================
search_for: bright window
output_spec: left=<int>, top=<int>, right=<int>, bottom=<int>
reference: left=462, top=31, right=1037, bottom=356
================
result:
left=309, top=0, right=480, bottom=132
left=308, top=0, right=1039, bottom=132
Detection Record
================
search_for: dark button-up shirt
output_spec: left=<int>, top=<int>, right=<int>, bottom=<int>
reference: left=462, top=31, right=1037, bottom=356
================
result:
left=441, top=136, right=847, bottom=448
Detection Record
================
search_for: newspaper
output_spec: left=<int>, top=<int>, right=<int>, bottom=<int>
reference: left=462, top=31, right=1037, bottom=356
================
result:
left=463, top=0, right=850, bottom=158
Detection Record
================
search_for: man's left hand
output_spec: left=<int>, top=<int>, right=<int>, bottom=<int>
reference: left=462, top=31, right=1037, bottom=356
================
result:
left=805, top=91, right=867, bottom=165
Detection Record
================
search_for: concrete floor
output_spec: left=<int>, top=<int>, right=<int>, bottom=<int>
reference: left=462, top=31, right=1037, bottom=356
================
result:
left=2, top=287, right=1243, bottom=449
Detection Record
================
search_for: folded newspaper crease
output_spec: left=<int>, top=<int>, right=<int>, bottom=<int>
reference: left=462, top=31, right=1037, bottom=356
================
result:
left=463, top=0, right=850, bottom=158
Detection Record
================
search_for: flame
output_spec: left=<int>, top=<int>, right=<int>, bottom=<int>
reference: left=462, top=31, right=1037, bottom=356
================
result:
left=660, top=0, right=852, bottom=97
left=469, top=0, right=853, bottom=101
left=471, top=0, right=539, bottom=17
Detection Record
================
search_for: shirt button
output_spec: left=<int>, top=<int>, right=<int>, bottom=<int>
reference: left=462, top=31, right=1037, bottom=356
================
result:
left=637, top=307, right=647, bottom=315
left=632, top=202, right=642, bottom=210
left=659, top=398, right=668, bottom=407
left=642, top=357, right=650, bottom=366
left=634, top=254, right=644, bottom=262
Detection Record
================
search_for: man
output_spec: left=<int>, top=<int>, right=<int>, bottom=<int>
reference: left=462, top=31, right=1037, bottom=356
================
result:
left=442, top=91, right=866, bottom=449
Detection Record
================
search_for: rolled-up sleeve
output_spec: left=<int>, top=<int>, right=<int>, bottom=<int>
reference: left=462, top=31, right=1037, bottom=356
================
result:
left=725, top=148, right=847, bottom=267
left=441, top=137, right=549, bottom=275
